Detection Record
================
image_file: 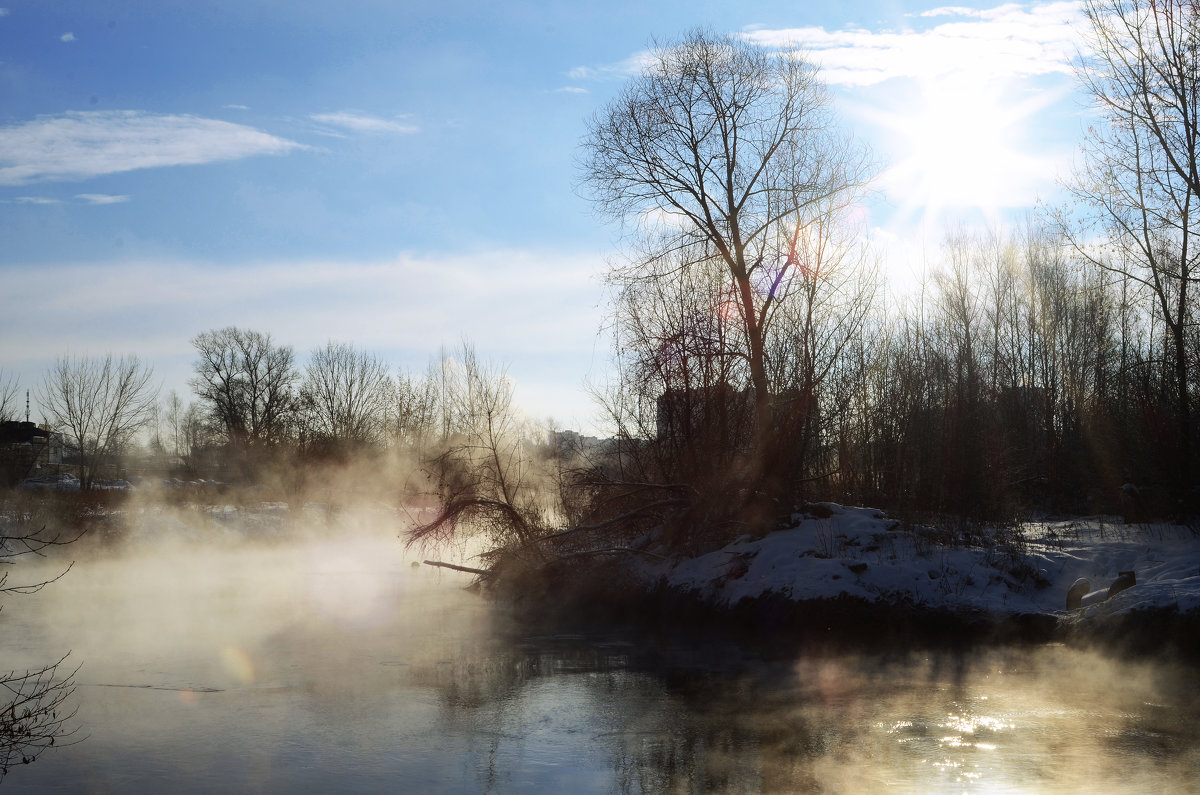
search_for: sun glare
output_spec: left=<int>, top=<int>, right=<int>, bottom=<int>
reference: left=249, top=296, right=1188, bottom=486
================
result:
left=870, top=75, right=1056, bottom=226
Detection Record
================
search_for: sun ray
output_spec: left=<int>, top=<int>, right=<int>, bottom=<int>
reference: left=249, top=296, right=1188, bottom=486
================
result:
left=852, top=74, right=1070, bottom=229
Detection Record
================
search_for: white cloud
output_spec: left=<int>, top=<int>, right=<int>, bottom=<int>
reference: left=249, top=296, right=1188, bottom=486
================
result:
left=309, top=112, right=419, bottom=135
left=0, top=251, right=603, bottom=359
left=0, top=249, right=608, bottom=428
left=0, top=111, right=305, bottom=185
left=0, top=9, right=10, bottom=18
left=223, top=104, right=250, bottom=111
left=552, top=86, right=589, bottom=95
left=919, top=6, right=984, bottom=17
left=75, top=193, right=131, bottom=205
left=4, top=196, right=62, bottom=205
left=569, top=4, right=1082, bottom=88
left=60, top=32, right=75, bottom=42
left=741, top=2, right=1084, bottom=86
left=568, top=51, right=653, bottom=81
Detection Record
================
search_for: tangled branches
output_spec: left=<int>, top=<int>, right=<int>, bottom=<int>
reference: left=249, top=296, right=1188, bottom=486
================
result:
left=0, top=654, right=80, bottom=777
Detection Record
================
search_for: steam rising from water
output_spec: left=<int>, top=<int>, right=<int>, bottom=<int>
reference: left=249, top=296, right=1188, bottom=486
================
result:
left=4, top=497, right=1200, bottom=791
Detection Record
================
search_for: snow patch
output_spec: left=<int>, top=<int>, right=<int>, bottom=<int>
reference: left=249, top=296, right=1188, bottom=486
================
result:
left=635, top=505, right=1200, bottom=620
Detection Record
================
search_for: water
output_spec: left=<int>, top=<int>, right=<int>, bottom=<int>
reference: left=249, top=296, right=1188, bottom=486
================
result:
left=4, top=531, right=1200, bottom=792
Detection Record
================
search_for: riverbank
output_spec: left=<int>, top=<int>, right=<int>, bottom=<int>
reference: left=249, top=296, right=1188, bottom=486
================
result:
left=490, top=504, right=1200, bottom=660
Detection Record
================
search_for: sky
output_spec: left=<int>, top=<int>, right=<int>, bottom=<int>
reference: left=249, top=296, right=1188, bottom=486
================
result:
left=0, top=0, right=1093, bottom=433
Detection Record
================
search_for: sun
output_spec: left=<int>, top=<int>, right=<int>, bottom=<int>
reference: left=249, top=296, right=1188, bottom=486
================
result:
left=896, top=79, right=1019, bottom=210
left=866, top=75, right=1057, bottom=227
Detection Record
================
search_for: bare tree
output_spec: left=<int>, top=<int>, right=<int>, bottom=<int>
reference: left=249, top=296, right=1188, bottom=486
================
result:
left=163, top=390, right=186, bottom=460
left=39, top=354, right=158, bottom=489
left=300, top=341, right=392, bottom=453
left=407, top=345, right=554, bottom=568
left=1080, top=0, right=1200, bottom=197
left=1061, top=0, right=1200, bottom=497
left=190, top=327, right=299, bottom=453
left=162, top=390, right=211, bottom=474
left=0, top=654, right=79, bottom=778
left=391, top=365, right=441, bottom=456
left=605, top=244, right=748, bottom=473
left=0, top=514, right=82, bottom=780
left=763, top=211, right=881, bottom=490
left=0, top=370, right=19, bottom=423
left=581, top=29, right=873, bottom=486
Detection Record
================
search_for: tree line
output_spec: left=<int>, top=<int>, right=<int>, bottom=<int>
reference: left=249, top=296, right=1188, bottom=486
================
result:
left=3, top=3, right=1197, bottom=560
left=0, top=333, right=531, bottom=490
left=560, top=4, right=1199, bottom=547
left=432, top=6, right=1197, bottom=565
left=409, top=6, right=1200, bottom=566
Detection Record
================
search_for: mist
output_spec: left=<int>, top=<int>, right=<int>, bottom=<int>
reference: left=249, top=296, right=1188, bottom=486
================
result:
left=3, top=490, right=1200, bottom=791
left=5, top=3, right=1200, bottom=790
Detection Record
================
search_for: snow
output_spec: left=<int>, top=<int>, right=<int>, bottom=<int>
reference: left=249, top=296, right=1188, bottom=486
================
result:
left=633, top=503, right=1200, bottom=622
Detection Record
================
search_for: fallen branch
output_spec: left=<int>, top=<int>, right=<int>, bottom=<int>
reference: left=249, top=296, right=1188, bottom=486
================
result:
left=536, top=498, right=687, bottom=544
left=555, top=547, right=669, bottom=561
left=422, top=560, right=491, bottom=576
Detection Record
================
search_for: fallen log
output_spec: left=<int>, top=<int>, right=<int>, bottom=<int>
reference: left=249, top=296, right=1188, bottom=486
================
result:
left=422, top=560, right=490, bottom=576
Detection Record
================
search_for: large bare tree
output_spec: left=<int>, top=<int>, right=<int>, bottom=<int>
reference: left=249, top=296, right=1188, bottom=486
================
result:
left=190, top=327, right=299, bottom=453
left=300, top=341, right=392, bottom=452
left=39, top=354, right=158, bottom=489
left=1061, top=0, right=1200, bottom=497
left=581, top=29, right=873, bottom=494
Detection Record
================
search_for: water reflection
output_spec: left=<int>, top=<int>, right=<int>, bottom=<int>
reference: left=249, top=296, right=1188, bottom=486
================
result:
left=404, top=637, right=1200, bottom=793
left=5, top=536, right=1200, bottom=792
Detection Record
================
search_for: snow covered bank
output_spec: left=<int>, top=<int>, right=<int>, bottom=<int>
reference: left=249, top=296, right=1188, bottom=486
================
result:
left=508, top=504, right=1200, bottom=656
left=649, top=504, right=1200, bottom=616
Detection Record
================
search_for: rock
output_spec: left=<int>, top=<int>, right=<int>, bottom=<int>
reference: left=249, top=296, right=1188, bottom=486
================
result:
left=1067, top=578, right=1091, bottom=610
left=847, top=562, right=868, bottom=575
left=1108, top=570, right=1136, bottom=598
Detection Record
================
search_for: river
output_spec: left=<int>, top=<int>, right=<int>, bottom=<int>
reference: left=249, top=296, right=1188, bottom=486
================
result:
left=4, top=529, right=1199, bottom=792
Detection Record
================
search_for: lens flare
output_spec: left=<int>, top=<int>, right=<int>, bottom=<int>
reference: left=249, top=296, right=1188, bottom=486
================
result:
left=220, top=644, right=256, bottom=686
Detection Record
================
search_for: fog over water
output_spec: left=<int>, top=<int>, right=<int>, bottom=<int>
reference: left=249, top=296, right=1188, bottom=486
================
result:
left=5, top=504, right=1200, bottom=792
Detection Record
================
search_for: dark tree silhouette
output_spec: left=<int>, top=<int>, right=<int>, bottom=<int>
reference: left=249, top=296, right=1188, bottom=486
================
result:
left=581, top=30, right=873, bottom=494
left=1060, top=0, right=1200, bottom=503
left=1, top=525, right=81, bottom=780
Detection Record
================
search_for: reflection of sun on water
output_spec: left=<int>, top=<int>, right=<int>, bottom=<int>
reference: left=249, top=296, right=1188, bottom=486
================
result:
left=940, top=709, right=1012, bottom=749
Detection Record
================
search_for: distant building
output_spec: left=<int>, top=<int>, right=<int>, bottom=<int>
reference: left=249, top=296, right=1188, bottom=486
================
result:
left=0, top=420, right=64, bottom=486
left=655, top=384, right=754, bottom=447
left=549, top=429, right=601, bottom=453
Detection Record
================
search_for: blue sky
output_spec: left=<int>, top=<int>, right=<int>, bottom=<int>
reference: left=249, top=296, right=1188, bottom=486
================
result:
left=0, top=1, right=1090, bottom=431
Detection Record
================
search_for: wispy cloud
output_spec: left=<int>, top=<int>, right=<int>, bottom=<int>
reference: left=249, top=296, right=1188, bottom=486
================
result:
left=0, top=250, right=607, bottom=425
left=0, top=251, right=602, bottom=355
left=741, top=2, right=1084, bottom=86
left=60, top=32, right=75, bottom=42
left=567, top=51, right=653, bottom=81
left=568, top=4, right=1081, bottom=88
left=919, top=6, right=985, bottom=17
left=223, top=104, right=250, bottom=111
left=0, top=111, right=305, bottom=185
left=0, top=9, right=10, bottom=18
left=3, top=196, right=62, bottom=205
left=309, top=111, right=419, bottom=135
left=75, top=193, right=131, bottom=205
left=551, top=86, right=588, bottom=95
